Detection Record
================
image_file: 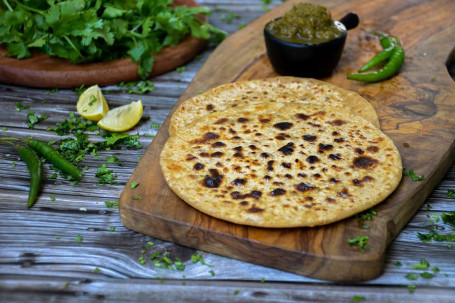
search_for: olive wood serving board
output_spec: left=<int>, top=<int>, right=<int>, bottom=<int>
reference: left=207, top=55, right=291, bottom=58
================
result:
left=0, top=0, right=205, bottom=88
left=119, top=0, right=455, bottom=281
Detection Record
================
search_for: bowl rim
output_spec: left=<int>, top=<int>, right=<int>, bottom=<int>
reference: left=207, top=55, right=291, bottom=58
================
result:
left=263, top=17, right=347, bottom=48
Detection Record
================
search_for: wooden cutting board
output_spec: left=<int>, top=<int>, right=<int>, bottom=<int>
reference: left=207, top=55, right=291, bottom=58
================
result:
left=0, top=0, right=205, bottom=88
left=119, top=0, right=455, bottom=281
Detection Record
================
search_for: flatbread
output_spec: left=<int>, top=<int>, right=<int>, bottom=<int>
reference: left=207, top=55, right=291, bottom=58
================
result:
left=169, top=77, right=380, bottom=136
left=160, top=102, right=402, bottom=228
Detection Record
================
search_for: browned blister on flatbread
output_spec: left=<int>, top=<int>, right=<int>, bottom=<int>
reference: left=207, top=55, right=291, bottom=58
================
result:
left=160, top=102, right=401, bottom=228
left=169, top=77, right=380, bottom=136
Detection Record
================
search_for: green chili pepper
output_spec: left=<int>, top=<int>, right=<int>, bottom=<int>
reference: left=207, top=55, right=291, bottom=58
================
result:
left=358, top=36, right=396, bottom=72
left=347, top=36, right=405, bottom=83
left=17, top=146, right=43, bottom=208
left=25, top=139, right=83, bottom=180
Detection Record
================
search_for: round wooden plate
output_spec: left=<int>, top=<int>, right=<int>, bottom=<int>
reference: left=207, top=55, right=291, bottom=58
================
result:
left=0, top=0, right=206, bottom=88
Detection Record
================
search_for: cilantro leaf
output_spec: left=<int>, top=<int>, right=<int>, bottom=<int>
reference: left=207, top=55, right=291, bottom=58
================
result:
left=402, top=168, right=424, bottom=181
left=348, top=235, right=371, bottom=253
left=0, top=1, right=225, bottom=78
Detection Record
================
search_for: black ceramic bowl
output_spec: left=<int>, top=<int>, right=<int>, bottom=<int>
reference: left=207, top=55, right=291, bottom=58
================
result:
left=264, top=12, right=359, bottom=78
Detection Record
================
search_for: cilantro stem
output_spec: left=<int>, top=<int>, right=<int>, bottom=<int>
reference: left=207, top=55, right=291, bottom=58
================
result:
left=3, top=0, right=13, bottom=11
left=63, top=35, right=82, bottom=58
left=12, top=0, right=45, bottom=15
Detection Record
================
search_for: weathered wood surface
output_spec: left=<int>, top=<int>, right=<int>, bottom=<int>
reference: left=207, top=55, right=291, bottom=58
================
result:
left=1, top=0, right=455, bottom=302
left=119, top=0, right=455, bottom=282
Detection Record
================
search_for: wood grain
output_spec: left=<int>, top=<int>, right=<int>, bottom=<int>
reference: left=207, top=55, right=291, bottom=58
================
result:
left=0, top=0, right=206, bottom=88
left=119, top=0, right=455, bottom=281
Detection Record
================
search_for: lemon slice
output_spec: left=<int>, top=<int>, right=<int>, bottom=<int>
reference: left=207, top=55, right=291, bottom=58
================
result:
left=97, top=100, right=143, bottom=132
left=76, top=85, right=109, bottom=121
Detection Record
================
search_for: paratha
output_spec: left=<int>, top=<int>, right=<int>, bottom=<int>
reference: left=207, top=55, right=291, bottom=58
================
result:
left=169, top=77, right=380, bottom=136
left=160, top=102, right=402, bottom=228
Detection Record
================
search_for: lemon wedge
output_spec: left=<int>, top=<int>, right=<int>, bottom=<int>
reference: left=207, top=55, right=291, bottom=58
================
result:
left=76, top=85, right=109, bottom=121
left=97, top=100, right=143, bottom=132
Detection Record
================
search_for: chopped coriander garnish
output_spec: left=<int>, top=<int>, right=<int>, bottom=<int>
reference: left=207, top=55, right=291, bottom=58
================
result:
left=104, top=201, right=119, bottom=209
left=133, top=196, right=142, bottom=200
left=176, top=66, right=186, bottom=73
left=237, top=24, right=246, bottom=30
left=147, top=241, right=154, bottom=246
left=138, top=256, right=146, bottom=265
left=418, top=229, right=455, bottom=242
left=2, top=127, right=7, bottom=131
left=348, top=235, right=371, bottom=253
left=352, top=295, right=366, bottom=302
left=233, top=290, right=239, bottom=295
left=441, top=211, right=455, bottom=225
left=106, top=155, right=122, bottom=166
left=405, top=273, right=418, bottom=281
left=156, top=276, right=164, bottom=283
left=27, top=109, right=48, bottom=129
left=109, top=226, right=115, bottom=232
left=209, top=270, right=215, bottom=276
left=394, top=261, right=402, bottom=267
left=11, top=162, right=16, bottom=167
left=47, top=88, right=59, bottom=94
left=356, top=208, right=377, bottom=221
left=447, top=190, right=455, bottom=199
left=420, top=272, right=435, bottom=279
left=408, top=284, right=416, bottom=293
left=75, top=85, right=86, bottom=96
left=75, top=235, right=83, bottom=243
left=412, top=258, right=429, bottom=270
left=150, top=123, right=160, bottom=129
left=191, top=252, right=211, bottom=266
left=15, top=102, right=30, bottom=111
left=131, top=182, right=140, bottom=188
left=118, top=80, right=156, bottom=94
left=96, top=164, right=118, bottom=185
left=93, top=267, right=100, bottom=273
left=88, top=95, right=96, bottom=106
left=225, top=12, right=241, bottom=24
left=174, top=258, right=186, bottom=271
left=402, top=168, right=424, bottom=181
left=50, top=195, right=56, bottom=201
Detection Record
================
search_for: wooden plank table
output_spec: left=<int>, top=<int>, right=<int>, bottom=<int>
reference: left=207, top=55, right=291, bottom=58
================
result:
left=1, top=1, right=454, bottom=301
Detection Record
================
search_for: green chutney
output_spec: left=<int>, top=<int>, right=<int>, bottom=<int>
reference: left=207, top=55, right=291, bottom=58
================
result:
left=266, top=3, right=345, bottom=45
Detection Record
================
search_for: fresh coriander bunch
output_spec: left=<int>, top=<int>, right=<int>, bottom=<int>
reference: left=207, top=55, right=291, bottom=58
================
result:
left=0, top=0, right=225, bottom=78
